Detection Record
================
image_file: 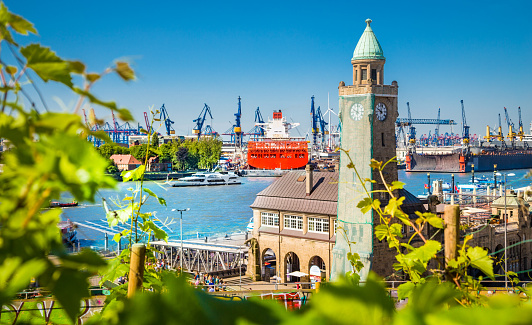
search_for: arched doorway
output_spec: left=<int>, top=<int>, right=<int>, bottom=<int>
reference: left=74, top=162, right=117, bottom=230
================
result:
left=262, top=248, right=276, bottom=282
left=309, top=256, right=326, bottom=282
left=285, top=252, right=300, bottom=283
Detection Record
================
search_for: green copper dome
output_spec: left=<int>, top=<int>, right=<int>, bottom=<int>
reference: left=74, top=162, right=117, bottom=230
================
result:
left=352, top=19, right=384, bottom=60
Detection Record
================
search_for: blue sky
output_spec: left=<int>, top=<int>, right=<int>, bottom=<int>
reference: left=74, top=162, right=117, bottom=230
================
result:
left=7, top=0, right=532, bottom=138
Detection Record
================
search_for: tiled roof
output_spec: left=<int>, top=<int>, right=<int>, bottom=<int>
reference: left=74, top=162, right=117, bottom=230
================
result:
left=250, top=170, right=423, bottom=216
left=110, top=154, right=142, bottom=165
left=257, top=171, right=338, bottom=201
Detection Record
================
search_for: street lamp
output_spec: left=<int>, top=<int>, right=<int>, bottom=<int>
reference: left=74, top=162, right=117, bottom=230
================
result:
left=172, top=208, right=190, bottom=273
left=500, top=172, right=515, bottom=290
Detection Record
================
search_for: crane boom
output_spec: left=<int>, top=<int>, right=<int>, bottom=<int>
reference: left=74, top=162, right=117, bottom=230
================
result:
left=461, top=100, right=470, bottom=143
left=193, top=104, right=214, bottom=139
left=159, top=104, right=175, bottom=135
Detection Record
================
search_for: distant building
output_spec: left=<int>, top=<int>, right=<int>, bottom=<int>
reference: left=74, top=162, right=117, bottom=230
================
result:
left=468, top=191, right=532, bottom=277
left=109, top=154, right=142, bottom=172
left=147, top=156, right=171, bottom=172
left=247, top=165, right=426, bottom=282
left=128, top=135, right=184, bottom=147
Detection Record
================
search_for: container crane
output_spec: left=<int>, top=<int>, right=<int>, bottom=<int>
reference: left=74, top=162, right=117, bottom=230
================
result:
left=460, top=100, right=470, bottom=144
left=435, top=107, right=440, bottom=145
left=193, top=104, right=215, bottom=139
left=246, top=107, right=265, bottom=140
left=158, top=104, right=175, bottom=135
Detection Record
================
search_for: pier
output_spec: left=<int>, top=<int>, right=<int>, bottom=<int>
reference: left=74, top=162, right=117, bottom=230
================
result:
left=151, top=233, right=249, bottom=274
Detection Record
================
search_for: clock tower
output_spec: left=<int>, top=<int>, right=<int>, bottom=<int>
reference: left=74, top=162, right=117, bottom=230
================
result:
left=332, top=19, right=399, bottom=279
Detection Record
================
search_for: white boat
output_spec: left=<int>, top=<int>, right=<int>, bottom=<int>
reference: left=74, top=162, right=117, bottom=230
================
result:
left=171, top=172, right=241, bottom=187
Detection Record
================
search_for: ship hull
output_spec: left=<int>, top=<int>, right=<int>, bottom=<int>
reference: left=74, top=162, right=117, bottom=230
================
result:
left=406, top=150, right=532, bottom=172
left=247, top=140, right=309, bottom=170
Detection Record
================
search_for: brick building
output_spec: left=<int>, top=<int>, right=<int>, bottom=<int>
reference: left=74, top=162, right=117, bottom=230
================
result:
left=109, top=154, right=142, bottom=172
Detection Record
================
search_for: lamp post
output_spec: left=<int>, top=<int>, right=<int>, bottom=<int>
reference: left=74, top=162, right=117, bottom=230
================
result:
left=172, top=208, right=190, bottom=273
left=501, top=172, right=515, bottom=290
left=427, top=173, right=431, bottom=195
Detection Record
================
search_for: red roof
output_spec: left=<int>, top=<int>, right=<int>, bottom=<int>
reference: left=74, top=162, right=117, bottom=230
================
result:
left=110, top=154, right=142, bottom=165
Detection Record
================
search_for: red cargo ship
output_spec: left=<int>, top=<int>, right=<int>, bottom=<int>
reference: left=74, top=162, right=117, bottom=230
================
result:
left=247, top=111, right=309, bottom=170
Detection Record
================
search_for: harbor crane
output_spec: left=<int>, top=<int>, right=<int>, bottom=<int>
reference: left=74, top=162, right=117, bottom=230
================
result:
left=517, top=107, right=525, bottom=140
left=233, top=97, right=242, bottom=147
left=222, top=97, right=243, bottom=146
left=461, top=100, right=470, bottom=144
left=246, top=107, right=265, bottom=140
left=310, top=96, right=319, bottom=147
left=158, top=104, right=175, bottom=135
left=193, top=104, right=217, bottom=139
left=503, top=107, right=516, bottom=140
left=310, top=96, right=329, bottom=149
left=317, top=106, right=328, bottom=148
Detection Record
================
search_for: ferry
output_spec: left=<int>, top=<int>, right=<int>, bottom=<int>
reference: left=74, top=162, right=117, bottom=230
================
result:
left=171, top=172, right=241, bottom=187
left=50, top=200, right=78, bottom=208
left=246, top=110, right=309, bottom=170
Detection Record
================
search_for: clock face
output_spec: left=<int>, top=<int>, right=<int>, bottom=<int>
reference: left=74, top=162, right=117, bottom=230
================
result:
left=375, top=102, right=387, bottom=121
left=350, top=103, right=364, bottom=121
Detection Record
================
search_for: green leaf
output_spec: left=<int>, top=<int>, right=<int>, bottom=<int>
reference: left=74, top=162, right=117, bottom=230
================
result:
left=143, top=187, right=167, bottom=206
left=375, top=224, right=388, bottom=241
left=69, top=60, right=85, bottom=74
left=5, top=65, right=17, bottom=75
left=86, top=72, right=101, bottom=82
left=117, top=108, right=134, bottom=122
left=467, top=246, right=494, bottom=279
left=114, top=61, right=135, bottom=81
left=397, top=281, right=416, bottom=300
left=20, top=44, right=73, bottom=87
left=1, top=3, right=36, bottom=35
left=390, top=181, right=405, bottom=191
left=369, top=159, right=382, bottom=170
left=357, top=197, right=373, bottom=214
left=427, top=214, right=444, bottom=229
left=121, top=165, right=145, bottom=182
left=145, top=220, right=168, bottom=242
left=50, top=268, right=91, bottom=323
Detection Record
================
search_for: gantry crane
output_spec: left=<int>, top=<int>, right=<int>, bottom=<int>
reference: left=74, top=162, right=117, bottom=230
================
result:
left=193, top=104, right=216, bottom=139
left=310, top=96, right=319, bottom=147
left=246, top=107, right=265, bottom=140
left=517, top=107, right=525, bottom=140
left=461, top=100, right=470, bottom=145
left=159, top=104, right=175, bottom=135
left=504, top=107, right=516, bottom=141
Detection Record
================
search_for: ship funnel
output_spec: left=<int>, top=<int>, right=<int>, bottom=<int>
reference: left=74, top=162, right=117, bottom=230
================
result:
left=305, top=164, right=313, bottom=196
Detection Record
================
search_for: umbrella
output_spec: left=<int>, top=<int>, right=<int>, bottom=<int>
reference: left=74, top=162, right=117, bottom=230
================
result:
left=462, top=207, right=489, bottom=215
left=287, top=271, right=308, bottom=277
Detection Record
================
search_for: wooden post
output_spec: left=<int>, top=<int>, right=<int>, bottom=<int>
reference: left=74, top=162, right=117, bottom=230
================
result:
left=444, top=205, right=460, bottom=263
left=128, top=243, right=146, bottom=297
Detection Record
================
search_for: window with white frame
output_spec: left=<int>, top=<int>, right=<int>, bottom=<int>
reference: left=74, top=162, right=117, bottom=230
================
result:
left=284, top=214, right=303, bottom=230
left=261, top=212, right=279, bottom=227
left=308, top=217, right=329, bottom=233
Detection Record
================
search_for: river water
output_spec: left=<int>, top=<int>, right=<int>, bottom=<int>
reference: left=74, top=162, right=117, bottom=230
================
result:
left=62, top=169, right=532, bottom=249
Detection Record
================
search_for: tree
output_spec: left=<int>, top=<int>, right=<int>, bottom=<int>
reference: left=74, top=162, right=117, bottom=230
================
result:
left=151, top=132, right=159, bottom=147
left=174, top=146, right=189, bottom=170
left=158, top=143, right=174, bottom=163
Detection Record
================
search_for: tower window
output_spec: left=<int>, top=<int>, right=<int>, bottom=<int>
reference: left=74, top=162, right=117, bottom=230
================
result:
left=354, top=70, right=357, bottom=81
left=382, top=133, right=385, bottom=147
left=361, top=69, right=367, bottom=81
left=371, top=69, right=377, bottom=81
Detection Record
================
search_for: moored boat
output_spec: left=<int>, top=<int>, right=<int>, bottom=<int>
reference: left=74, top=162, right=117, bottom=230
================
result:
left=50, top=200, right=78, bottom=208
left=246, top=110, right=309, bottom=170
left=171, top=172, right=241, bottom=187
